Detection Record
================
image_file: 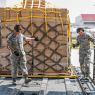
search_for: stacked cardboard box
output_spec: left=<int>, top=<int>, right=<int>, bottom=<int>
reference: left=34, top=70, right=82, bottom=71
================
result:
left=0, top=5, right=70, bottom=75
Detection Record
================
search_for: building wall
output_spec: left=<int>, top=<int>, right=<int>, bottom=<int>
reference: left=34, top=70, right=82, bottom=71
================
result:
left=75, top=15, right=95, bottom=28
left=84, top=22, right=95, bottom=28
left=75, top=16, right=84, bottom=27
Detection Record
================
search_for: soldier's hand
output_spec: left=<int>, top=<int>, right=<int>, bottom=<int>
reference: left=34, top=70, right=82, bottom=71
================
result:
left=35, top=37, right=39, bottom=41
left=93, top=41, right=95, bottom=45
left=72, top=44, right=76, bottom=48
left=14, top=51, right=20, bottom=56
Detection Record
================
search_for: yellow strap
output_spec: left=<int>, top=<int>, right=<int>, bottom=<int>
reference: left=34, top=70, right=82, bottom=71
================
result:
left=59, top=12, right=64, bottom=33
left=67, top=15, right=71, bottom=41
left=44, top=6, right=48, bottom=32
left=16, top=12, right=20, bottom=23
left=30, top=8, right=33, bottom=36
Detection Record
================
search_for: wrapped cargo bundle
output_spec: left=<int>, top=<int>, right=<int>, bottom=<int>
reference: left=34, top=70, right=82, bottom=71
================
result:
left=0, top=0, right=71, bottom=76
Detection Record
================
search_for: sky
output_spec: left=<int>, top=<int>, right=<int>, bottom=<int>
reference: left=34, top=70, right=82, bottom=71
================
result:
left=0, top=0, right=95, bottom=23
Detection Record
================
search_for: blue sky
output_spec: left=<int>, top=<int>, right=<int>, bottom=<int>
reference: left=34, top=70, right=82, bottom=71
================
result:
left=0, top=0, right=95, bottom=23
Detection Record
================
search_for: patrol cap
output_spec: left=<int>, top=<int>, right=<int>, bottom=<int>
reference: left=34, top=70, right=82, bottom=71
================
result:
left=77, top=28, right=84, bottom=33
left=14, top=24, right=21, bottom=32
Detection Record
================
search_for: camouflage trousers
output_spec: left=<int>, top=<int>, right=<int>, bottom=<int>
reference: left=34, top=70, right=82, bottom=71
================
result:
left=10, top=54, right=28, bottom=78
left=79, top=49, right=91, bottom=77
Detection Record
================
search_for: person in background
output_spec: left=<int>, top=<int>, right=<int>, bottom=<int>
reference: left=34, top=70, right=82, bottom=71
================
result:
left=72, top=28, right=95, bottom=78
left=7, top=24, right=38, bottom=85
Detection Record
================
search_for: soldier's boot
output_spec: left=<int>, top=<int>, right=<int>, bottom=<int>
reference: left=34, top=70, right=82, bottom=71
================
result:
left=84, top=63, right=90, bottom=78
left=25, top=78, right=31, bottom=84
left=85, top=70, right=89, bottom=78
left=24, top=74, right=31, bottom=84
left=80, top=65, right=86, bottom=78
left=12, top=78, right=16, bottom=85
left=80, top=65, right=84, bottom=74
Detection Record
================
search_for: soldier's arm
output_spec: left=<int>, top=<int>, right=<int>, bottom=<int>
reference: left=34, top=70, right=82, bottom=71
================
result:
left=87, top=35, right=95, bottom=44
left=25, top=37, right=35, bottom=41
left=7, top=33, right=16, bottom=52
left=7, top=38, right=15, bottom=52
left=23, top=35, right=39, bottom=42
left=74, top=37, right=80, bottom=47
left=7, top=35, right=12, bottom=50
left=23, top=35, right=35, bottom=42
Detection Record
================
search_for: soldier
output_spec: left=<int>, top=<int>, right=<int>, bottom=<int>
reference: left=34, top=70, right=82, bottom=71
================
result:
left=7, top=24, right=37, bottom=85
left=73, top=28, right=95, bottom=78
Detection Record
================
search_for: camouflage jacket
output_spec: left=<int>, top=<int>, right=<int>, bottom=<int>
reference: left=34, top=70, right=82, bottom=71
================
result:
left=7, top=33, right=26, bottom=55
left=75, top=33, right=95, bottom=51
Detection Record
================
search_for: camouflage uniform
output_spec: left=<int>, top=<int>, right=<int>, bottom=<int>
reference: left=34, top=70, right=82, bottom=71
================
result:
left=7, top=33, right=28, bottom=79
left=75, top=33, right=94, bottom=77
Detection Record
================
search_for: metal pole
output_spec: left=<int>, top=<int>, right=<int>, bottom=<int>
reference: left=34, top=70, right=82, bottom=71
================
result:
left=0, top=25, right=2, bottom=47
left=93, top=46, right=95, bottom=81
left=31, top=40, right=34, bottom=75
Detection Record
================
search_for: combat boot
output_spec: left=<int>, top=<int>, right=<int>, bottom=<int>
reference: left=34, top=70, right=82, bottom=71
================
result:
left=24, top=74, right=31, bottom=84
left=80, top=64, right=84, bottom=74
left=12, top=78, right=16, bottom=85
left=25, top=78, right=31, bottom=84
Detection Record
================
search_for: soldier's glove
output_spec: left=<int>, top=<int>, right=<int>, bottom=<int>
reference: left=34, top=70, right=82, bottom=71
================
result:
left=14, top=51, right=20, bottom=56
left=72, top=44, right=76, bottom=48
left=35, top=37, right=39, bottom=41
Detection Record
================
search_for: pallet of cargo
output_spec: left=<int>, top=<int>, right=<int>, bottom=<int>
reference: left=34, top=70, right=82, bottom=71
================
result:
left=0, top=0, right=71, bottom=76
